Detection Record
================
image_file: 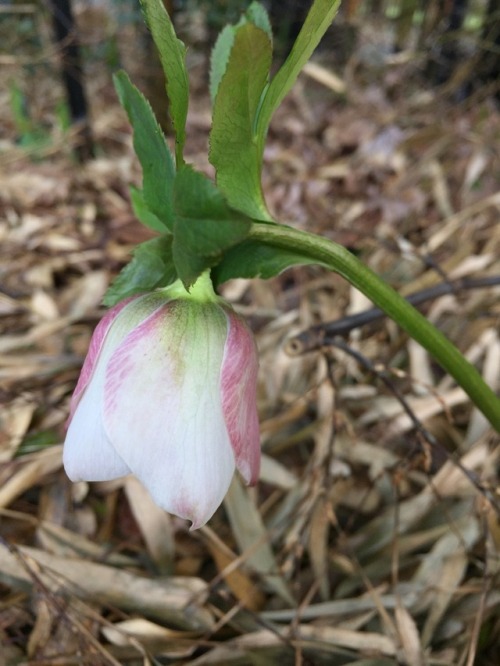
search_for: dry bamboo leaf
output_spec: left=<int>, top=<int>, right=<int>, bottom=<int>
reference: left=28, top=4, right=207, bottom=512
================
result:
left=102, top=618, right=198, bottom=657
left=335, top=435, right=399, bottom=478
left=465, top=331, right=500, bottom=445
left=352, top=491, right=436, bottom=559
left=302, top=61, right=346, bottom=94
left=335, top=608, right=378, bottom=632
left=449, top=253, right=496, bottom=279
left=36, top=521, right=136, bottom=567
left=0, top=446, right=63, bottom=508
left=287, top=624, right=397, bottom=655
left=347, top=287, right=375, bottom=318
left=27, top=595, right=54, bottom=658
left=0, top=397, right=36, bottom=462
left=399, top=242, right=475, bottom=297
left=427, top=159, right=454, bottom=218
left=407, top=339, right=434, bottom=394
left=0, top=316, right=75, bottom=354
left=223, top=475, right=295, bottom=605
left=412, top=513, right=479, bottom=594
left=318, top=161, right=351, bottom=179
left=332, top=478, right=381, bottom=514
left=462, top=151, right=489, bottom=192
left=124, top=477, right=175, bottom=574
left=386, top=387, right=469, bottom=436
left=191, top=625, right=397, bottom=664
left=0, top=544, right=214, bottom=630
left=437, top=324, right=500, bottom=394
left=0, top=292, right=25, bottom=315
left=261, top=591, right=419, bottom=622
left=431, top=440, right=497, bottom=498
left=308, top=496, right=331, bottom=600
left=358, top=126, right=406, bottom=171
left=259, top=453, right=298, bottom=489
left=421, top=552, right=468, bottom=647
left=30, top=289, right=60, bottom=321
left=187, top=645, right=246, bottom=664
left=202, top=526, right=265, bottom=611
left=260, top=398, right=309, bottom=436
left=65, top=270, right=109, bottom=319
left=424, top=191, right=500, bottom=253
left=396, top=524, right=459, bottom=557
left=0, top=353, right=75, bottom=382
left=395, top=602, right=424, bottom=666
left=0, top=172, right=70, bottom=208
left=42, top=233, right=82, bottom=252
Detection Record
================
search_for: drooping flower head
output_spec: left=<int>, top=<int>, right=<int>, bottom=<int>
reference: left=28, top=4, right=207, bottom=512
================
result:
left=63, top=274, right=260, bottom=528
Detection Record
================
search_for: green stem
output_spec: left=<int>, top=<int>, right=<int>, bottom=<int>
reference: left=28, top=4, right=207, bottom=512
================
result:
left=249, top=222, right=500, bottom=432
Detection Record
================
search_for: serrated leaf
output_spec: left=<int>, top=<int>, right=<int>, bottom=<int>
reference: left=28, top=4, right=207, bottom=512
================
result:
left=114, top=71, right=174, bottom=232
left=172, top=167, right=251, bottom=287
left=140, top=0, right=189, bottom=165
left=246, top=1, right=272, bottom=38
left=209, top=23, right=272, bottom=221
left=129, top=186, right=166, bottom=233
left=170, top=243, right=213, bottom=291
left=210, top=3, right=272, bottom=104
left=103, top=236, right=176, bottom=306
left=212, top=235, right=317, bottom=286
left=210, top=25, right=235, bottom=104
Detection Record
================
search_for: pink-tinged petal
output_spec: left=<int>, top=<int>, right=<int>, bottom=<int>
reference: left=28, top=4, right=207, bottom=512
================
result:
left=103, top=301, right=236, bottom=528
left=68, top=297, right=136, bottom=422
left=220, top=309, right=260, bottom=485
left=67, top=292, right=172, bottom=423
left=64, top=360, right=131, bottom=481
left=64, top=292, right=174, bottom=479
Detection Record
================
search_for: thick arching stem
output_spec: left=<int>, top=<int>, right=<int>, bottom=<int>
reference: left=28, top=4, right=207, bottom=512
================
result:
left=248, top=222, right=500, bottom=432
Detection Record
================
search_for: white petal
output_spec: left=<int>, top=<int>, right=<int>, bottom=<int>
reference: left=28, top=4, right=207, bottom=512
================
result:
left=64, top=292, right=169, bottom=481
left=103, top=301, right=235, bottom=528
left=64, top=366, right=130, bottom=481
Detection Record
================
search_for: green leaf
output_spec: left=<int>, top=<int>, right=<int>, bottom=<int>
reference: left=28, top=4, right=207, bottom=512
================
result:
left=255, top=0, right=341, bottom=155
left=213, top=236, right=316, bottom=285
left=114, top=71, right=174, bottom=232
left=209, top=23, right=273, bottom=221
left=245, top=1, right=272, bottom=38
left=103, top=236, right=176, bottom=306
left=210, top=25, right=236, bottom=104
left=210, top=3, right=272, bottom=104
left=172, top=167, right=251, bottom=287
left=129, top=186, right=166, bottom=234
left=140, top=0, right=189, bottom=165
left=210, top=1, right=338, bottom=221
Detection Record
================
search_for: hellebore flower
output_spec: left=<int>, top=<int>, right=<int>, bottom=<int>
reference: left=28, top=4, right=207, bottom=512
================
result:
left=63, top=274, right=260, bottom=529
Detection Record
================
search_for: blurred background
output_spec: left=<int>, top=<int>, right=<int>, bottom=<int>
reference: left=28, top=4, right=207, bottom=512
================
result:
left=1, top=0, right=499, bottom=162
left=1, top=2, right=499, bottom=665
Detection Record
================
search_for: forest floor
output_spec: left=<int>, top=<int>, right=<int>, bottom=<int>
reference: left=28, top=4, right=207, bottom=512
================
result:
left=0, top=7, right=499, bottom=665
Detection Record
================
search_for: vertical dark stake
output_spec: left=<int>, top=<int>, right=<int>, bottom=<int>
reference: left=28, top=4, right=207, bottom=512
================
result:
left=432, top=0, right=470, bottom=86
left=48, top=0, right=94, bottom=161
left=479, top=0, right=500, bottom=95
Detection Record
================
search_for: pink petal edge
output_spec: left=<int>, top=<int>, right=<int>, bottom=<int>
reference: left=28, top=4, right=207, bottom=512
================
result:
left=220, top=309, right=260, bottom=485
left=67, top=297, right=136, bottom=424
